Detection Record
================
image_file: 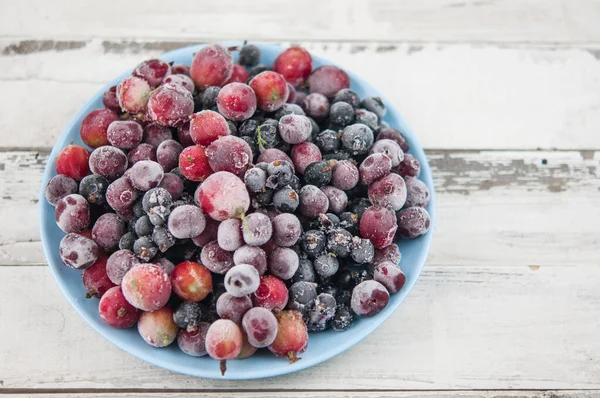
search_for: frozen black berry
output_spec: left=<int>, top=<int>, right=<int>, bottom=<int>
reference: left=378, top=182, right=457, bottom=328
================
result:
left=292, top=258, right=316, bottom=283
left=273, top=186, right=299, bottom=212
left=133, top=236, right=157, bottom=261
left=119, top=231, right=136, bottom=251
left=329, top=102, right=355, bottom=126
left=315, top=129, right=340, bottom=153
left=239, top=44, right=261, bottom=67
left=350, top=237, right=375, bottom=264
left=304, top=161, right=332, bottom=187
left=331, top=305, right=354, bottom=331
left=300, top=230, right=326, bottom=259
left=326, top=229, right=352, bottom=258
left=79, top=174, right=109, bottom=205
left=339, top=212, right=359, bottom=234
left=333, top=89, right=361, bottom=109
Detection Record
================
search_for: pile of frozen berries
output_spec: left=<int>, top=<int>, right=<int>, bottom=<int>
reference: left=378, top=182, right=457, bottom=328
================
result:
left=45, top=43, right=431, bottom=370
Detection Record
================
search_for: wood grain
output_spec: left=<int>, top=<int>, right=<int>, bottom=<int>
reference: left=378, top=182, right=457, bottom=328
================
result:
left=1, top=264, right=599, bottom=390
left=3, top=150, right=599, bottom=267
left=2, top=0, right=600, bottom=43
left=1, top=392, right=599, bottom=397
left=2, top=40, right=600, bottom=150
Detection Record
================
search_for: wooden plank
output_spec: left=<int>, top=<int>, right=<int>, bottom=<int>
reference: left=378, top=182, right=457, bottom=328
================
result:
left=2, top=40, right=600, bottom=150
left=2, top=0, right=600, bottom=43
left=1, top=392, right=599, bottom=398
left=2, top=150, right=600, bottom=267
left=1, top=264, right=599, bottom=390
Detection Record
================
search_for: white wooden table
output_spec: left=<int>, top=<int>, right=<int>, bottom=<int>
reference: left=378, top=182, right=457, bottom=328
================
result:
left=1, top=1, right=600, bottom=397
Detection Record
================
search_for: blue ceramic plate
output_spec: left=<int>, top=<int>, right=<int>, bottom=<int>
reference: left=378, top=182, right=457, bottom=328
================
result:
left=39, top=42, right=435, bottom=380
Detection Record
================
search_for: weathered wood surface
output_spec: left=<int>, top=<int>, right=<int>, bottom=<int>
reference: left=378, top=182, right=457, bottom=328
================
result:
left=2, top=150, right=599, bottom=266
left=2, top=39, right=600, bottom=150
left=1, top=264, right=600, bottom=390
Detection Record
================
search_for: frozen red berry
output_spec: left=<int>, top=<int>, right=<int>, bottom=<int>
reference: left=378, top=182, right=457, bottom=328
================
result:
left=171, top=261, right=213, bottom=302
left=216, top=82, right=257, bottom=121
left=146, top=83, right=194, bottom=127
left=59, top=233, right=99, bottom=270
left=249, top=71, right=289, bottom=112
left=137, top=306, right=179, bottom=347
left=80, top=109, right=119, bottom=148
left=117, top=76, right=152, bottom=114
left=308, top=65, right=350, bottom=98
left=359, top=206, right=398, bottom=249
left=133, top=58, right=171, bottom=88
left=194, top=171, right=250, bottom=221
left=107, top=120, right=143, bottom=149
left=99, top=286, right=139, bottom=328
left=189, top=110, right=230, bottom=146
left=56, top=145, right=90, bottom=181
left=205, top=319, right=243, bottom=361
left=206, top=136, right=253, bottom=177
left=178, top=322, right=210, bottom=356
left=55, top=194, right=90, bottom=233
left=373, top=262, right=406, bottom=293
left=242, top=307, right=278, bottom=348
left=190, top=44, right=234, bottom=89
left=351, top=280, right=390, bottom=317
left=268, top=310, right=308, bottom=363
left=106, top=249, right=141, bottom=285
left=273, top=46, right=312, bottom=86
left=179, top=145, right=213, bottom=182
left=225, top=63, right=250, bottom=84
left=121, top=264, right=172, bottom=311
left=89, top=146, right=128, bottom=181
left=252, top=275, right=288, bottom=310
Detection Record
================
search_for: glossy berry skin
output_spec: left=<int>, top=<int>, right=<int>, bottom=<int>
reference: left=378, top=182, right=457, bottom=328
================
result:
left=45, top=174, right=78, bottom=205
left=80, top=109, right=119, bottom=148
left=194, top=171, right=250, bottom=221
left=291, top=142, right=322, bottom=174
left=178, top=145, right=213, bottom=182
left=225, top=64, right=250, bottom=84
left=200, top=241, right=235, bottom=274
left=171, top=261, right=213, bottom=302
left=178, top=322, right=210, bottom=356
left=189, top=110, right=230, bottom=146
left=368, top=173, right=407, bottom=211
left=268, top=310, right=308, bottom=363
left=133, top=58, right=171, bottom=88
left=242, top=307, right=278, bottom=348
left=55, top=194, right=90, bottom=233
left=395, top=153, right=421, bottom=178
left=137, top=306, right=179, bottom=347
left=252, top=275, right=288, bottom=310
left=121, top=264, right=172, bottom=311
left=206, top=136, right=253, bottom=177
left=56, top=145, right=90, bottom=181
left=331, top=160, right=359, bottom=191
left=82, top=257, right=115, bottom=298
left=351, top=280, right=390, bottom=317
left=216, top=82, right=257, bottom=121
left=205, top=319, right=243, bottom=361
left=249, top=71, right=289, bottom=112
left=308, top=65, right=350, bottom=98
left=373, top=261, right=406, bottom=293
left=107, top=120, right=143, bottom=149
left=99, top=286, right=139, bottom=328
left=190, top=44, right=234, bottom=90
left=404, top=176, right=431, bottom=208
left=89, top=146, right=128, bottom=181
left=92, top=213, right=125, bottom=251
left=273, top=46, right=312, bottom=86
left=146, top=83, right=194, bottom=127
left=359, top=206, right=398, bottom=249
left=341, top=123, right=374, bottom=156
left=359, top=153, right=392, bottom=185
left=233, top=245, right=267, bottom=275
left=59, top=233, right=99, bottom=270
left=116, top=76, right=152, bottom=114
left=397, top=206, right=431, bottom=239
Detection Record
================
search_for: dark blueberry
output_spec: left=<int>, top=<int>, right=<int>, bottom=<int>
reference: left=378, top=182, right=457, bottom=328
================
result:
left=148, top=205, right=170, bottom=226
left=326, top=229, right=352, bottom=258
left=315, top=129, right=340, bottom=153
left=335, top=269, right=355, bottom=290
left=304, top=161, right=332, bottom=187
left=331, top=305, right=354, bottom=332
left=244, top=167, right=267, bottom=192
left=239, top=44, right=261, bottom=67
left=288, top=174, right=301, bottom=192
left=262, top=118, right=279, bottom=128
left=307, top=116, right=320, bottom=141
left=355, top=109, right=379, bottom=131
left=152, top=226, right=176, bottom=252
left=333, top=89, right=361, bottom=109
left=349, top=198, right=371, bottom=217
left=339, top=212, right=359, bottom=234
left=350, top=237, right=375, bottom=264
left=266, top=160, right=294, bottom=189
left=329, top=102, right=355, bottom=126
left=227, top=121, right=238, bottom=136
left=173, top=301, right=203, bottom=332
left=336, top=290, right=352, bottom=307
left=133, top=236, right=158, bottom=261
left=142, top=188, right=172, bottom=212
left=306, top=293, right=336, bottom=332
left=241, top=135, right=259, bottom=159
left=255, top=123, right=280, bottom=150
left=201, top=86, right=220, bottom=110
left=119, top=231, right=136, bottom=251
left=314, top=254, right=340, bottom=277
left=79, top=174, right=109, bottom=205
left=306, top=212, right=339, bottom=231
left=165, top=241, right=197, bottom=264
left=341, top=124, right=374, bottom=155
left=300, top=230, right=326, bottom=259
left=351, top=269, right=372, bottom=285
left=292, top=258, right=316, bottom=283
left=345, top=182, right=368, bottom=200
left=247, top=64, right=270, bottom=81
left=274, top=103, right=305, bottom=120
left=322, top=150, right=353, bottom=161
left=273, top=186, right=299, bottom=212
left=288, top=281, right=318, bottom=314
left=134, top=215, right=153, bottom=237
left=252, top=189, right=274, bottom=208
left=132, top=198, right=145, bottom=218
left=360, top=96, right=386, bottom=119
left=239, top=119, right=259, bottom=137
